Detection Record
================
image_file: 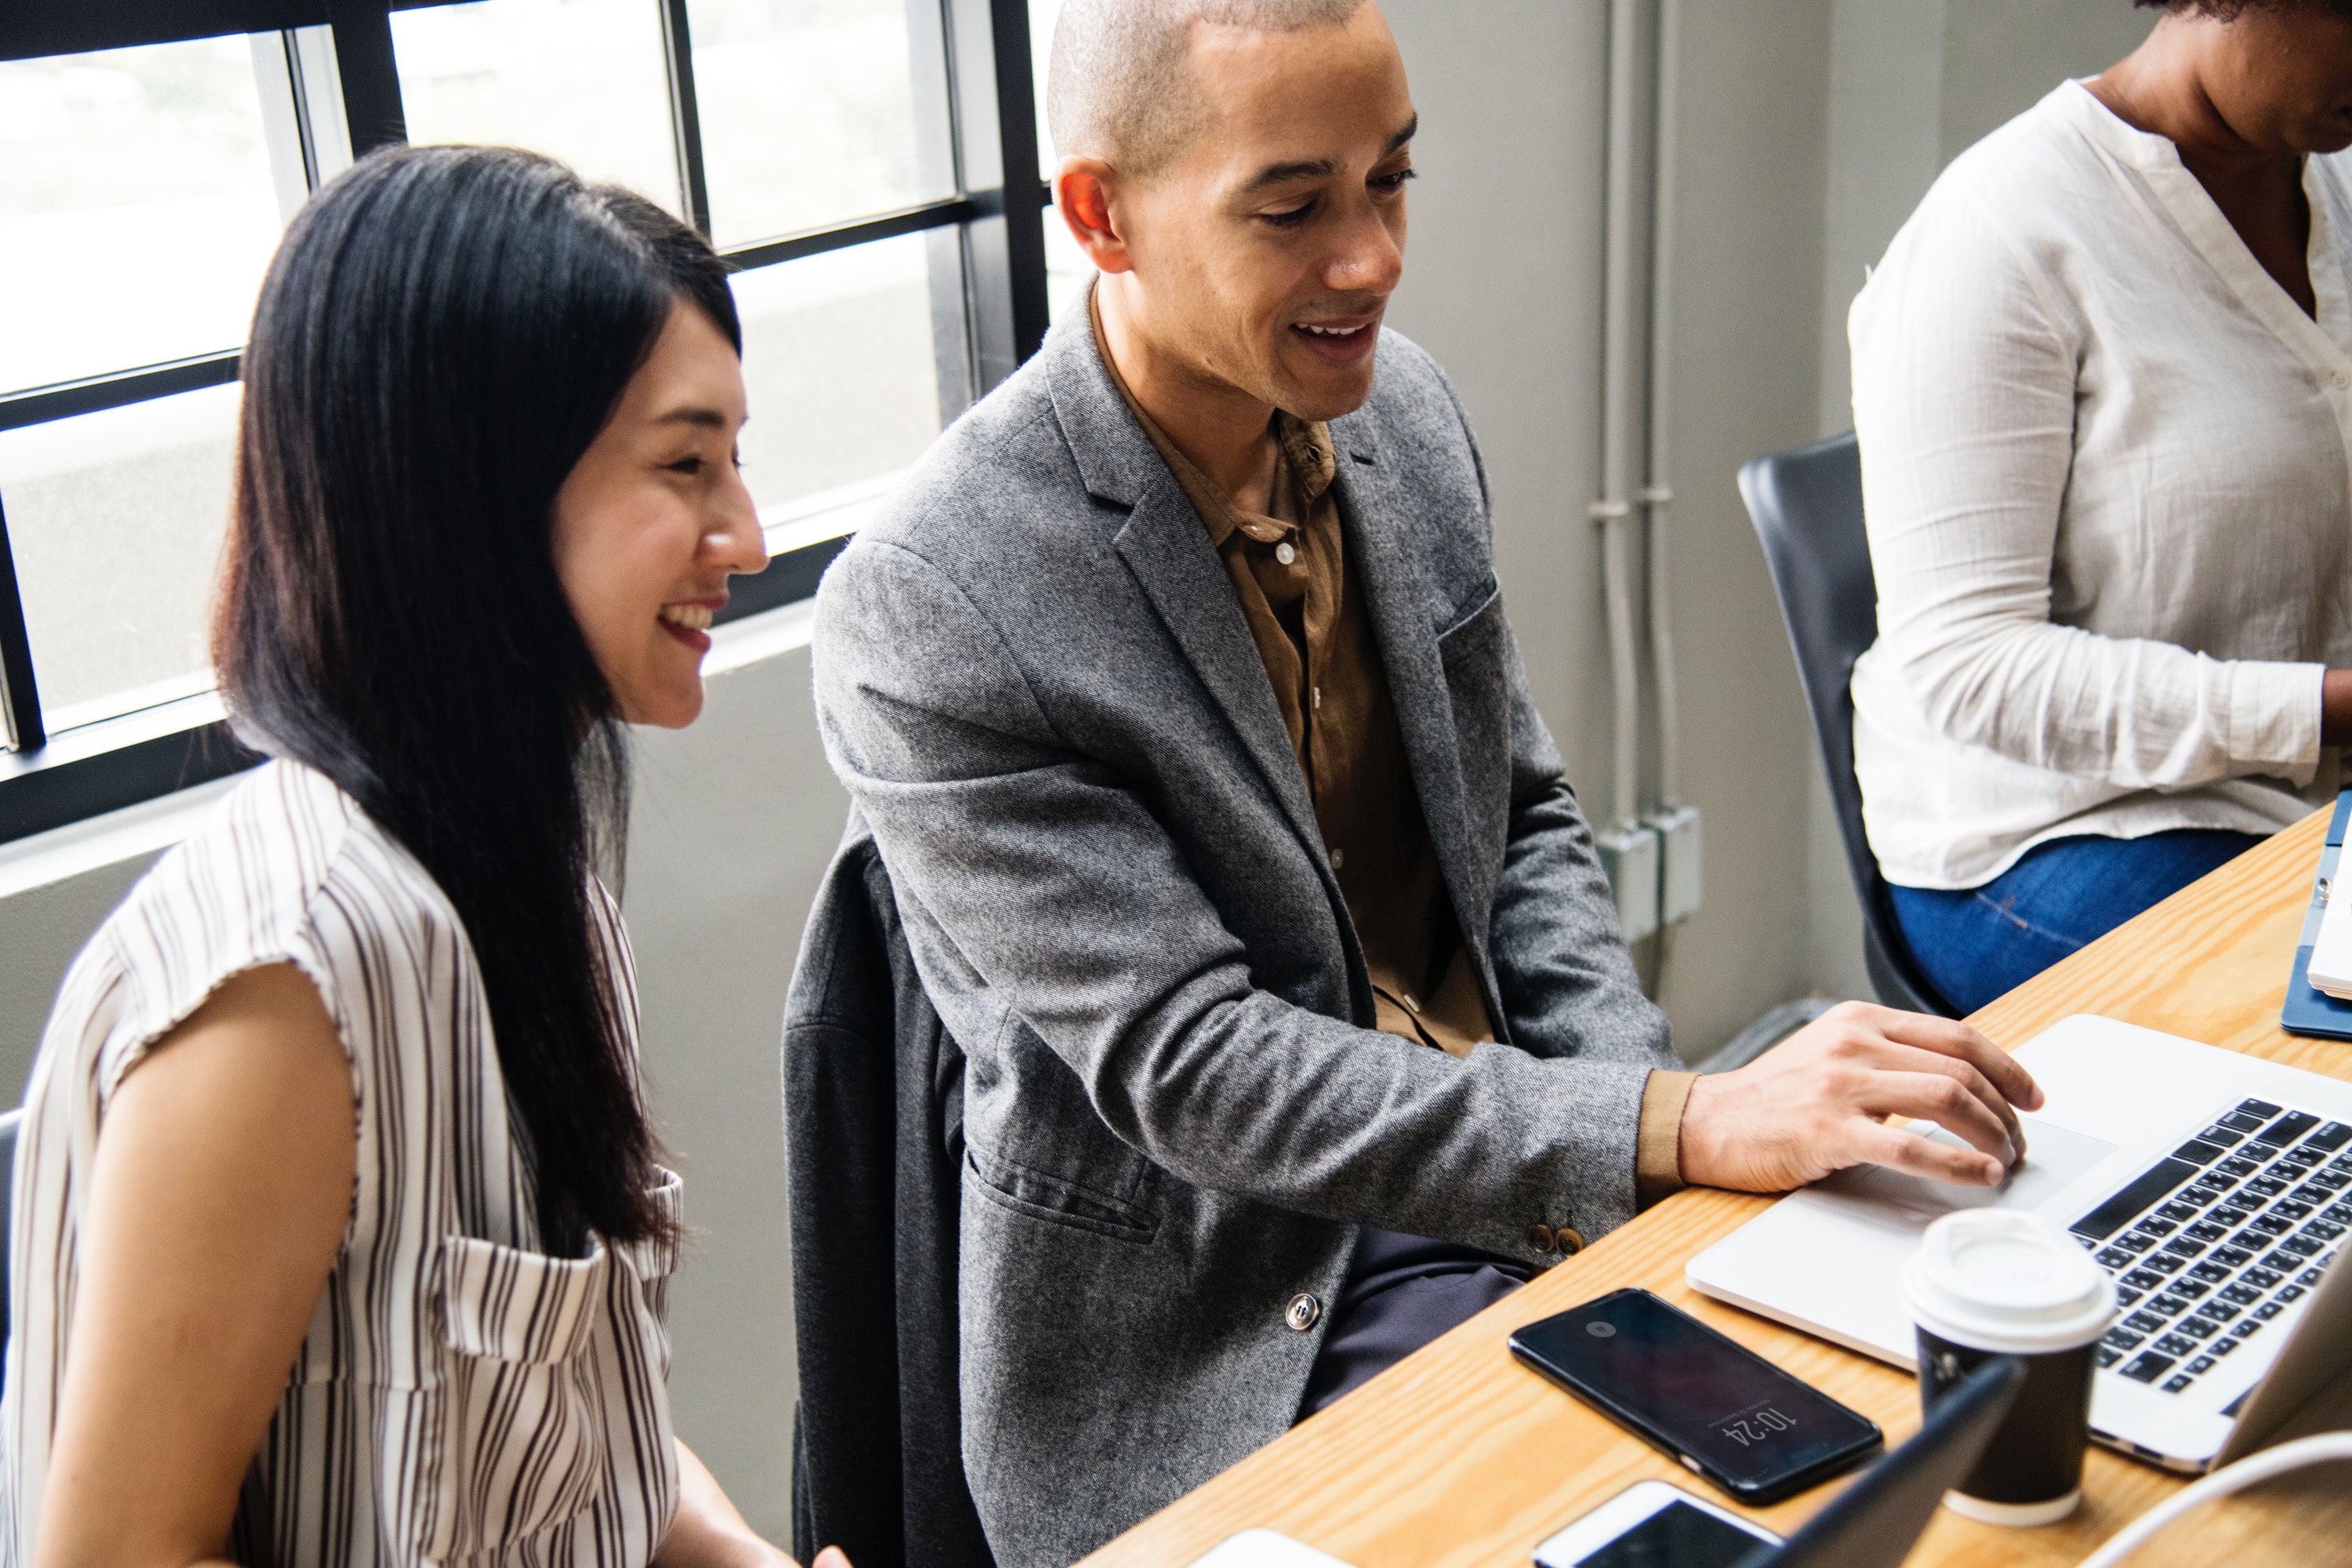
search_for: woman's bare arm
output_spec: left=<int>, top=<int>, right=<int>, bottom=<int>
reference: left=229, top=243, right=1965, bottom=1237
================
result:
left=33, top=962, right=355, bottom=1568
left=655, top=1440, right=848, bottom=1568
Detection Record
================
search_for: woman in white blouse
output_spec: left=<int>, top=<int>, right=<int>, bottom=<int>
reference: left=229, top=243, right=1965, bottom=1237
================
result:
left=1850, top=0, right=2352, bottom=1014
left=1, top=147, right=850, bottom=1568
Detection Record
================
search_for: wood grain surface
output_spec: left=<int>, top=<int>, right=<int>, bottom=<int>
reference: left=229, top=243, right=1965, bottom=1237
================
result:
left=1078, top=808, right=2352, bottom=1568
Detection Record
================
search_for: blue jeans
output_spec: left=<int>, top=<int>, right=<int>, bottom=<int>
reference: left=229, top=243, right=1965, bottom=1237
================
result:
left=1889, top=829, right=2265, bottom=1015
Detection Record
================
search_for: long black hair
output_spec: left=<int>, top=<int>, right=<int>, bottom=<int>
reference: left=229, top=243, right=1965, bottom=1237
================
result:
left=217, top=145, right=739, bottom=1251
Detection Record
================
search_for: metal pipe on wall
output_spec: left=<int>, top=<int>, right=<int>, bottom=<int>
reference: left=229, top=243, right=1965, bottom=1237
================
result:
left=1643, top=0, right=1682, bottom=815
left=1591, top=0, right=1660, bottom=942
left=1596, top=0, right=1642, bottom=834
left=1643, top=0, right=1701, bottom=930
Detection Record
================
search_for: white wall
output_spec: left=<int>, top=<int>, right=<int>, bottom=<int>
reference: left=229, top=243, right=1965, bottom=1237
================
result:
left=624, top=643, right=845, bottom=1536
left=1385, top=0, right=1837, bottom=1056
left=0, top=0, right=2166, bottom=1537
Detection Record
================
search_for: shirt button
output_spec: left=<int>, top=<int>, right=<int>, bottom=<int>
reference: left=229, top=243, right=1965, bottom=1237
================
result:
left=1555, top=1227, right=1587, bottom=1256
left=2336, top=369, right=2350, bottom=390
left=1285, top=1293, right=1322, bottom=1331
left=1526, top=1222, right=1555, bottom=1252
left=1312, top=686, right=1323, bottom=710
left=1275, top=542, right=1297, bottom=565
left=1329, top=846, right=1345, bottom=870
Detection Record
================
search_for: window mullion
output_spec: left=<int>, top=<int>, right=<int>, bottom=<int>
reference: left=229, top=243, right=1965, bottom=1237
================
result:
left=939, top=0, right=1049, bottom=395
left=288, top=24, right=358, bottom=190
left=0, top=500, right=48, bottom=753
left=325, top=0, right=406, bottom=155
left=657, top=0, right=713, bottom=234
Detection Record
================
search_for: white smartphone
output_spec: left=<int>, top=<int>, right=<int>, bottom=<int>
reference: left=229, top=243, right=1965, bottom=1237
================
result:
left=1532, top=1479, right=1781, bottom=1568
left=1185, top=1529, right=1357, bottom=1568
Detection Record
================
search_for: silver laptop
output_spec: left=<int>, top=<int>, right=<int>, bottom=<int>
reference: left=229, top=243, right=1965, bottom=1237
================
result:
left=1687, top=1014, right=2352, bottom=1473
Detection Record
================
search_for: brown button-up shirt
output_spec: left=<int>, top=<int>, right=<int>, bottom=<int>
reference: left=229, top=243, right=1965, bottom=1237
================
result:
left=1091, top=296, right=1691, bottom=1203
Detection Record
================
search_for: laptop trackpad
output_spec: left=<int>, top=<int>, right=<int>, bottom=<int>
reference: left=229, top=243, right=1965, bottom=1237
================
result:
left=1682, top=1118, right=2127, bottom=1367
left=1815, top=1117, right=2120, bottom=1223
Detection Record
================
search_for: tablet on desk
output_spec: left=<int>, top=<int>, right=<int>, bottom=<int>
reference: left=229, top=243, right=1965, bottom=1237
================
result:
left=2281, top=788, right=2352, bottom=1040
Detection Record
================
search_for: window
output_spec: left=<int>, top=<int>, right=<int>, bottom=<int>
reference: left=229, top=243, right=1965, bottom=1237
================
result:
left=394, top=0, right=684, bottom=214
left=688, top=0, right=949, bottom=247
left=0, top=0, right=1051, bottom=844
left=0, top=35, right=289, bottom=392
left=1026, top=0, right=1094, bottom=325
left=0, top=384, right=243, bottom=734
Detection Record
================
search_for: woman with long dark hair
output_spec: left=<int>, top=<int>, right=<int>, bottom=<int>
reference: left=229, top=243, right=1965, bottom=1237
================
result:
left=0, top=145, right=847, bottom=1568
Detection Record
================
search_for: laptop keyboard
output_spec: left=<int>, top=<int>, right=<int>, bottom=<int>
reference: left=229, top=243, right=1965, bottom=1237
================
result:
left=2069, top=1098, right=2348, bottom=1397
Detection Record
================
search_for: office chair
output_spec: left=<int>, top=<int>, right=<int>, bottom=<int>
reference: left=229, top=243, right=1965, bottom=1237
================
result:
left=1738, top=431, right=1955, bottom=1018
left=0, top=1109, right=16, bottom=1391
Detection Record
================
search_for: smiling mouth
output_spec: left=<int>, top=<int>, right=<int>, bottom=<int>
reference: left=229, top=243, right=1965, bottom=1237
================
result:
left=1289, top=314, right=1381, bottom=365
left=659, top=604, right=715, bottom=632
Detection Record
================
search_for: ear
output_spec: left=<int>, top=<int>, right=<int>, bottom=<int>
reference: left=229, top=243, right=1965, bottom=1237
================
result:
left=1054, top=158, right=1134, bottom=275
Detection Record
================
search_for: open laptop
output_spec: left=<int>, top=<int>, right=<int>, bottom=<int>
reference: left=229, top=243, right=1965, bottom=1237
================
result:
left=1687, top=1014, right=2352, bottom=1472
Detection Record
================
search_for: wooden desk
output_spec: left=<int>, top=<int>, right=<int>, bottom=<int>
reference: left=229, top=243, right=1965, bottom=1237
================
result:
left=1080, top=808, right=2352, bottom=1568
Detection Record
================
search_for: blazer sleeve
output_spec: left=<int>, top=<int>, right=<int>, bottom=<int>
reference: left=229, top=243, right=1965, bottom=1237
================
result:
left=813, top=536, right=1660, bottom=1253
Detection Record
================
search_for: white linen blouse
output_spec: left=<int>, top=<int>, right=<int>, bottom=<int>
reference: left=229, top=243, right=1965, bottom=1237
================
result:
left=0, top=761, right=681, bottom=1566
left=1849, top=81, right=2352, bottom=891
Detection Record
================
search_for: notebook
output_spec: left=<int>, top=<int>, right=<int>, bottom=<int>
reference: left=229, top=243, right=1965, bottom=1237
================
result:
left=2282, top=790, right=2352, bottom=1040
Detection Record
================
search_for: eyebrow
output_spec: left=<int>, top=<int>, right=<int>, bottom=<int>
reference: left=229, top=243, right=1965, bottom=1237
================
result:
left=656, top=408, right=731, bottom=430
left=1240, top=113, right=1419, bottom=194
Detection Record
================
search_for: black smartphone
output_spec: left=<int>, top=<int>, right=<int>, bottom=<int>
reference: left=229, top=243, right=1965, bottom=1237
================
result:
left=1508, top=1287, right=1882, bottom=1505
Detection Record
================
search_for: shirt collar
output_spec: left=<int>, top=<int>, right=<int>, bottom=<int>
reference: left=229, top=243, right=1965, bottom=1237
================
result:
left=1088, top=285, right=1336, bottom=547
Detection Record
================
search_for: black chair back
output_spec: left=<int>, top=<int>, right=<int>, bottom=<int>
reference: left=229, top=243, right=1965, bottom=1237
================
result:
left=0, top=1109, right=16, bottom=1390
left=1738, top=432, right=1955, bottom=1017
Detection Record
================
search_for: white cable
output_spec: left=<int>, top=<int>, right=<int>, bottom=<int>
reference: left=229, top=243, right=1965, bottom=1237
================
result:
left=2074, top=1431, right=2352, bottom=1568
left=1642, top=0, right=1683, bottom=812
left=1595, top=0, right=1643, bottom=833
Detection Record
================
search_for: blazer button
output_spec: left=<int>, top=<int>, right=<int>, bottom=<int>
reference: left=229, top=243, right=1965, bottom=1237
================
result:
left=1555, top=1227, right=1587, bottom=1256
left=1525, top=1222, right=1555, bottom=1252
left=1285, top=1293, right=1322, bottom=1331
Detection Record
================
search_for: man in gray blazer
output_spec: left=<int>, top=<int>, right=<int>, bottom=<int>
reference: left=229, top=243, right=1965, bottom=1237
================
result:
left=811, top=1, right=2041, bottom=1560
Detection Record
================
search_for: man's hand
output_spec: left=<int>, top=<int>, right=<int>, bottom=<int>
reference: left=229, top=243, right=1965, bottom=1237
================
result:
left=1679, top=1001, right=2043, bottom=1192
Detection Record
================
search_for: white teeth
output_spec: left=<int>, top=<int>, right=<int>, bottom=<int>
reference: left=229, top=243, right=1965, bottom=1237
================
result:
left=1298, top=322, right=1365, bottom=337
left=660, top=604, right=714, bottom=631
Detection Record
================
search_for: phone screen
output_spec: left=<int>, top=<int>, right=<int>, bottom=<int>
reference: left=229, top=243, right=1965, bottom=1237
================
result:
left=1511, top=1289, right=1880, bottom=1497
left=1541, top=1500, right=1768, bottom=1568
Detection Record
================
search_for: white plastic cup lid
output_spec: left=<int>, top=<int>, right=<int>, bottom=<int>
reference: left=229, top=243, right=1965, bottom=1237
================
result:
left=1901, top=1210, right=2117, bottom=1355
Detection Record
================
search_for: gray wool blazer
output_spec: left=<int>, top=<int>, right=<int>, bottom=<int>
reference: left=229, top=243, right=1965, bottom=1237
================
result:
left=810, top=310, right=1675, bottom=1567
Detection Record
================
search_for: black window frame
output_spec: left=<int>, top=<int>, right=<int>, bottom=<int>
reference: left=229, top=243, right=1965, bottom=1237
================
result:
left=0, top=0, right=1053, bottom=843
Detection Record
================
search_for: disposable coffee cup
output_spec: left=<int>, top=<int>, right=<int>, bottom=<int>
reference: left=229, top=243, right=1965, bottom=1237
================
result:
left=1901, top=1209, right=2117, bottom=1526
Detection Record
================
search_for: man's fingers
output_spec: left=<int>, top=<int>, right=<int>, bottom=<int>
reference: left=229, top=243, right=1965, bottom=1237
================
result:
left=1868, top=1008, right=2044, bottom=1112
left=1852, top=1117, right=2004, bottom=1188
left=1864, top=1069, right=2020, bottom=1164
left=1869, top=1042, right=2024, bottom=1156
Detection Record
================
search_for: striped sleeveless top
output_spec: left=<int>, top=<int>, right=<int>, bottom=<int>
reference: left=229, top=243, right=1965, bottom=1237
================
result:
left=0, top=760, right=681, bottom=1566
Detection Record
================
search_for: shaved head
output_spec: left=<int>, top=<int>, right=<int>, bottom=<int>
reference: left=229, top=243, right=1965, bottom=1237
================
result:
left=1047, top=0, right=1369, bottom=176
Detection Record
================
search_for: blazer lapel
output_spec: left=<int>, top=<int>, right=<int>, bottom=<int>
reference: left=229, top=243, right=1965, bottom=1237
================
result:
left=1330, top=435, right=1494, bottom=953
left=1041, top=315, right=1332, bottom=859
left=1110, top=485, right=1327, bottom=859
